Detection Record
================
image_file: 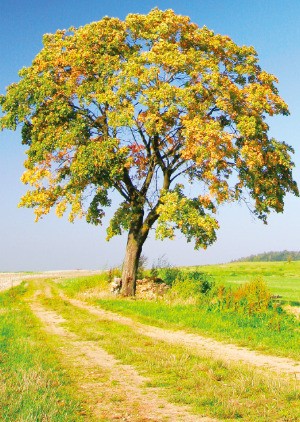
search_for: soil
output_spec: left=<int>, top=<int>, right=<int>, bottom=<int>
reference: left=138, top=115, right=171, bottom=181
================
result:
left=65, top=296, right=300, bottom=381
left=2, top=271, right=299, bottom=420
left=2, top=270, right=299, bottom=381
left=30, top=294, right=215, bottom=421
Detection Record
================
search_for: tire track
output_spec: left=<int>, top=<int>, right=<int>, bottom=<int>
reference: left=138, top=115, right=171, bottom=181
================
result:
left=65, top=296, right=300, bottom=381
left=30, top=298, right=216, bottom=422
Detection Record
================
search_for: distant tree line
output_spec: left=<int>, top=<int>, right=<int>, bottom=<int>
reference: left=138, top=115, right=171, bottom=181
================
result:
left=232, top=251, right=300, bottom=262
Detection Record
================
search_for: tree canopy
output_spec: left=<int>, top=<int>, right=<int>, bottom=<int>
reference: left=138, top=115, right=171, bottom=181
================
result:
left=0, top=8, right=298, bottom=294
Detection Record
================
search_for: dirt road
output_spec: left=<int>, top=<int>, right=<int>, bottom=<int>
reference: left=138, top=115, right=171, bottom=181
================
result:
left=30, top=289, right=216, bottom=421
left=64, top=295, right=300, bottom=381
left=2, top=274, right=299, bottom=420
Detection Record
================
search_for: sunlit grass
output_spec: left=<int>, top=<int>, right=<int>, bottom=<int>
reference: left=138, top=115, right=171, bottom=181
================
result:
left=58, top=274, right=108, bottom=297
left=190, top=261, right=300, bottom=304
left=42, top=288, right=300, bottom=421
left=92, top=298, right=300, bottom=360
left=0, top=284, right=92, bottom=421
left=2, top=278, right=299, bottom=421
left=57, top=268, right=300, bottom=360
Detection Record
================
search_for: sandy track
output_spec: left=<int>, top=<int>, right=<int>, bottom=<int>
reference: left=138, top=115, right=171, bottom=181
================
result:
left=30, top=297, right=215, bottom=422
left=2, top=273, right=299, bottom=381
left=66, top=296, right=300, bottom=381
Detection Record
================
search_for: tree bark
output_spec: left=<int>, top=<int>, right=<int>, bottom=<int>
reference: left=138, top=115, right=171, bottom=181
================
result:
left=120, top=202, right=160, bottom=297
left=121, top=231, right=143, bottom=296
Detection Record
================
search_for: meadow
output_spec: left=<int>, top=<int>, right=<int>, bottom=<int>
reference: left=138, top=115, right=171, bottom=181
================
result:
left=0, top=262, right=299, bottom=421
left=190, top=261, right=300, bottom=304
left=59, top=262, right=300, bottom=359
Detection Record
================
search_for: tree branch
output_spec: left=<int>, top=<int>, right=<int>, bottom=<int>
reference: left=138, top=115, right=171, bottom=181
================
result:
left=113, top=182, right=130, bottom=202
left=152, top=134, right=166, bottom=171
left=140, top=157, right=156, bottom=196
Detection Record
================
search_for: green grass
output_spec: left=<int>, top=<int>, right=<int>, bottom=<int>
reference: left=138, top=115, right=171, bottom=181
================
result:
left=91, top=298, right=300, bottom=360
left=0, top=284, right=92, bottom=421
left=58, top=274, right=108, bottom=297
left=1, top=278, right=299, bottom=421
left=42, top=286, right=300, bottom=421
left=190, top=261, right=300, bottom=304
left=57, top=265, right=300, bottom=360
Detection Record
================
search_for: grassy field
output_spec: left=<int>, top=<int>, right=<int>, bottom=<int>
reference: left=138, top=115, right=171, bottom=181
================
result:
left=0, top=263, right=299, bottom=421
left=0, top=284, right=93, bottom=421
left=1, top=279, right=299, bottom=421
left=58, top=263, right=300, bottom=360
left=91, top=298, right=300, bottom=360
left=189, top=261, right=300, bottom=304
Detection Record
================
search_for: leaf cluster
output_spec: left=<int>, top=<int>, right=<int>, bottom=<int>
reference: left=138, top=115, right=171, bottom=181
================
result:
left=0, top=8, right=297, bottom=248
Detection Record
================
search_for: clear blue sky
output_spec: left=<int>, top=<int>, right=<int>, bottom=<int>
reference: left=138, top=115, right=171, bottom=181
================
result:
left=0, top=0, right=299, bottom=271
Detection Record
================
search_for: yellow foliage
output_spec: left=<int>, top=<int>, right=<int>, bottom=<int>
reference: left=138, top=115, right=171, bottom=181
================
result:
left=0, top=8, right=297, bottom=250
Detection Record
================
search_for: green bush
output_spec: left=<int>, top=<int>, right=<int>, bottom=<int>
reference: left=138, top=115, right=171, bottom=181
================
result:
left=156, top=267, right=182, bottom=285
left=185, top=271, right=214, bottom=294
left=164, top=270, right=214, bottom=302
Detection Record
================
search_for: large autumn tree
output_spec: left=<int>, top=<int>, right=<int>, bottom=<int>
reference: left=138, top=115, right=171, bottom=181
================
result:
left=0, top=9, right=298, bottom=295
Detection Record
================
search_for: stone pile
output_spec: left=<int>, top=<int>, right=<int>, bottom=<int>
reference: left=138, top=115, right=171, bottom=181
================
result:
left=110, top=277, right=169, bottom=299
left=110, top=277, right=122, bottom=294
left=136, top=278, right=169, bottom=300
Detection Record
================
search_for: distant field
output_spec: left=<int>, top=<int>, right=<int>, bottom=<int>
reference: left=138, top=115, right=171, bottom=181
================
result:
left=0, top=270, right=101, bottom=292
left=191, top=261, right=300, bottom=304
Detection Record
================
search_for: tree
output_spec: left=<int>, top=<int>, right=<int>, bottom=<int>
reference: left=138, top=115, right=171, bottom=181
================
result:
left=0, top=9, right=298, bottom=295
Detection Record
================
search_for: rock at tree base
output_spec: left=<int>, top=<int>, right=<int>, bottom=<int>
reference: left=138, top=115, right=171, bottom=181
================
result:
left=135, top=278, right=169, bottom=300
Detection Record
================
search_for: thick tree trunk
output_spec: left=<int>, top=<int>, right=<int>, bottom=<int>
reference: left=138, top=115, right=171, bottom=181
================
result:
left=121, top=231, right=143, bottom=296
left=120, top=201, right=161, bottom=296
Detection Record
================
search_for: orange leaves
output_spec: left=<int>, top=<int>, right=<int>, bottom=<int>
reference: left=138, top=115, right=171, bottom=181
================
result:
left=128, top=144, right=148, bottom=175
left=136, top=111, right=147, bottom=125
left=126, top=8, right=191, bottom=43
left=181, top=117, right=234, bottom=169
left=0, top=8, right=297, bottom=247
left=129, top=143, right=144, bottom=154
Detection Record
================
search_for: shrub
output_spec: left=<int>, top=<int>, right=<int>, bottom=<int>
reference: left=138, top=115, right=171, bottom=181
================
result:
left=214, top=278, right=274, bottom=315
left=157, top=267, right=182, bottom=285
left=234, top=278, right=272, bottom=314
left=150, top=255, right=174, bottom=282
left=185, top=271, right=214, bottom=294
left=167, top=271, right=214, bottom=302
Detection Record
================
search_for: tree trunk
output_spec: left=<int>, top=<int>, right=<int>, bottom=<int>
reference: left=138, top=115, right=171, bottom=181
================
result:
left=120, top=202, right=160, bottom=296
left=121, top=231, right=143, bottom=296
